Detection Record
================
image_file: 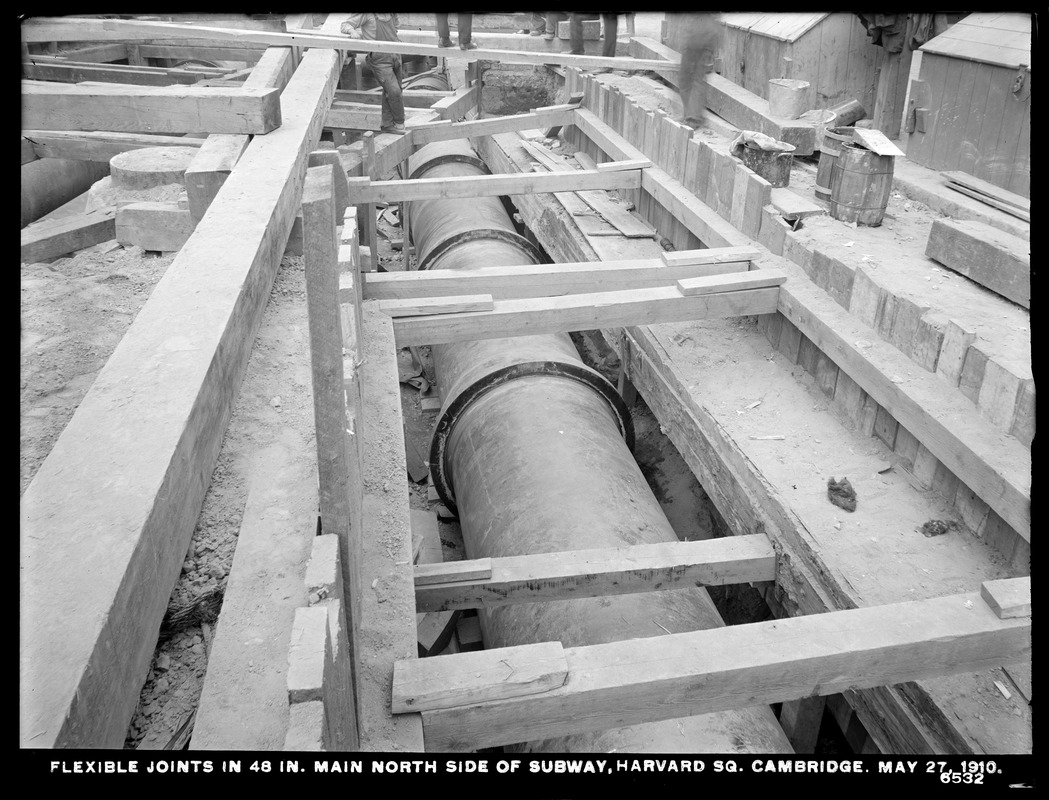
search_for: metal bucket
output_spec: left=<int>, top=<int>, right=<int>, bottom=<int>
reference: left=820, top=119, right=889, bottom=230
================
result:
left=738, top=142, right=794, bottom=188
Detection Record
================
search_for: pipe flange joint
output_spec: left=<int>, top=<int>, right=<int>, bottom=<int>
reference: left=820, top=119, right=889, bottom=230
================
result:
left=417, top=228, right=546, bottom=273
left=408, top=152, right=490, bottom=181
left=429, top=361, right=634, bottom=517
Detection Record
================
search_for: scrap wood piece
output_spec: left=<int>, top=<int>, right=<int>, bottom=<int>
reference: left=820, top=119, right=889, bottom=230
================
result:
left=417, top=610, right=461, bottom=657
left=850, top=128, right=905, bottom=157
left=393, top=641, right=568, bottom=713
left=941, top=170, right=1029, bottom=214
left=676, top=268, right=785, bottom=297
left=21, top=208, right=116, bottom=263
left=20, top=81, right=282, bottom=134
left=595, top=158, right=652, bottom=172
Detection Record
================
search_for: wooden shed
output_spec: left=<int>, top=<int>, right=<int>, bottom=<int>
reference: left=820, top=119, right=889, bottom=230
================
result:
left=905, top=13, right=1031, bottom=198
left=682, top=13, right=882, bottom=115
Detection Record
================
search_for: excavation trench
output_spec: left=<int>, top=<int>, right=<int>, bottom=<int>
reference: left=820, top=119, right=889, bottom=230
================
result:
left=407, top=139, right=791, bottom=753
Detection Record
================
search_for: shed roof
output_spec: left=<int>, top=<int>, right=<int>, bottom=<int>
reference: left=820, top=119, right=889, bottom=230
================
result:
left=719, top=13, right=827, bottom=43
left=920, top=13, right=1031, bottom=70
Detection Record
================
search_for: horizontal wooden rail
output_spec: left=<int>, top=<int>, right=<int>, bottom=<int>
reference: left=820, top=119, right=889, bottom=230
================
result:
left=391, top=284, right=780, bottom=346
left=356, top=248, right=760, bottom=302
left=399, top=577, right=1030, bottom=750
left=23, top=17, right=682, bottom=73
left=346, top=165, right=641, bottom=204
left=409, top=107, right=576, bottom=146
left=415, top=534, right=776, bottom=612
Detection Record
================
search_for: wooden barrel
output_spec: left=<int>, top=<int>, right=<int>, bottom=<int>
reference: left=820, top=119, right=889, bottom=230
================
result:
left=814, top=126, right=854, bottom=200
left=829, top=143, right=895, bottom=226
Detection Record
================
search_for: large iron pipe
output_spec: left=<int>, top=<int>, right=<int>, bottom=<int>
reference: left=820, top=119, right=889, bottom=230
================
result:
left=409, top=140, right=791, bottom=753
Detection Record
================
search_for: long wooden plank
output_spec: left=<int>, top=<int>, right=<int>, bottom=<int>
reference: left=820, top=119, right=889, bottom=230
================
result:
left=22, top=17, right=680, bottom=73
left=925, top=217, right=1030, bottom=309
left=418, top=582, right=1031, bottom=750
left=942, top=170, right=1029, bottom=213
left=20, top=209, right=116, bottom=262
left=393, top=642, right=568, bottom=714
left=115, top=202, right=195, bottom=251
left=21, top=81, right=282, bottom=134
left=347, top=167, right=640, bottom=205
left=303, top=165, right=352, bottom=560
left=410, top=108, right=576, bottom=146
left=393, top=285, right=780, bottom=346
left=19, top=47, right=340, bottom=749
left=22, top=129, right=204, bottom=162
left=415, top=535, right=776, bottom=612
left=51, top=42, right=129, bottom=62
left=358, top=256, right=756, bottom=302
left=946, top=183, right=1030, bottom=222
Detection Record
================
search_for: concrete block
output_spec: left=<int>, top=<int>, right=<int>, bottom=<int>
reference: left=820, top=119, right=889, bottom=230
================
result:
left=284, top=701, right=327, bottom=751
left=287, top=605, right=331, bottom=705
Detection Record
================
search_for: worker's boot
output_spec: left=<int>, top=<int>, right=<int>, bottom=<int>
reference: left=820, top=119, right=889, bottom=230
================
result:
left=438, top=37, right=454, bottom=48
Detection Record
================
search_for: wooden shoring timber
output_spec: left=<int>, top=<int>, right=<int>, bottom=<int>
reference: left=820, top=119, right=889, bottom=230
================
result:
left=50, top=42, right=129, bottom=62
left=325, top=100, right=382, bottom=132
left=346, top=166, right=640, bottom=204
left=356, top=252, right=758, bottom=302
left=21, top=57, right=230, bottom=86
left=137, top=44, right=266, bottom=63
left=411, top=579, right=1031, bottom=751
left=115, top=202, right=195, bottom=251
left=22, top=17, right=682, bottom=73
left=21, top=209, right=116, bottom=263
left=570, top=108, right=1032, bottom=542
left=184, top=46, right=296, bottom=224
left=22, top=130, right=204, bottom=162
left=409, top=107, right=577, bottom=146
left=302, top=165, right=353, bottom=573
left=20, top=81, right=283, bottom=134
left=392, top=284, right=780, bottom=347
left=19, top=47, right=340, bottom=750
left=380, top=295, right=495, bottom=317
left=430, top=84, right=481, bottom=121
left=357, top=304, right=425, bottom=749
left=414, top=534, right=776, bottom=612
left=20, top=136, right=38, bottom=164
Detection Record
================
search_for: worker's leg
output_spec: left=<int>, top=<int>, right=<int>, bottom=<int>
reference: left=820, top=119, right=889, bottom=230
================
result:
left=372, top=56, right=405, bottom=129
left=601, top=14, right=618, bottom=58
left=544, top=12, right=565, bottom=40
left=458, top=13, right=474, bottom=45
left=529, top=12, right=546, bottom=35
left=435, top=13, right=453, bottom=47
left=569, top=12, right=590, bottom=55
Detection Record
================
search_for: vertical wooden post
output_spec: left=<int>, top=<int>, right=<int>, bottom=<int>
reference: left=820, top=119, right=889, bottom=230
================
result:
left=400, top=159, right=411, bottom=271
left=779, top=696, right=827, bottom=753
left=625, top=13, right=636, bottom=37
left=361, top=131, right=378, bottom=271
left=617, top=333, right=638, bottom=406
left=302, top=164, right=351, bottom=553
left=126, top=44, right=146, bottom=65
left=353, top=57, right=364, bottom=90
left=873, top=21, right=917, bottom=141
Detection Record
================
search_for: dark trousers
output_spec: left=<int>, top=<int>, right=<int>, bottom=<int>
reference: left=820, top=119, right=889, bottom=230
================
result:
left=569, top=13, right=618, bottom=57
left=436, top=13, right=473, bottom=44
left=368, top=55, right=404, bottom=128
left=678, top=35, right=718, bottom=123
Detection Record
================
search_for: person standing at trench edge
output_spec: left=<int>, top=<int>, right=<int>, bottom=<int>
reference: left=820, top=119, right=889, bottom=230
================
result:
left=672, top=12, right=721, bottom=129
left=436, top=12, right=478, bottom=50
left=342, top=12, right=407, bottom=134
